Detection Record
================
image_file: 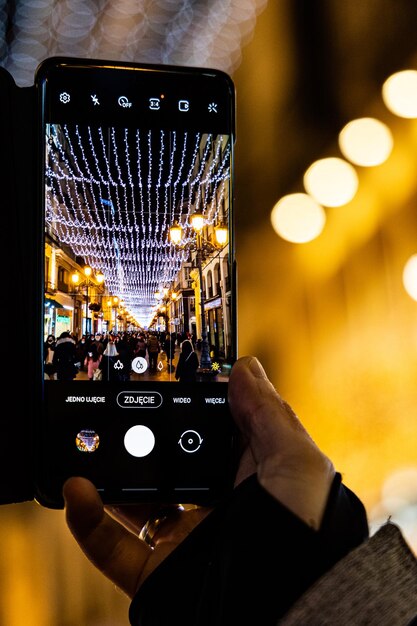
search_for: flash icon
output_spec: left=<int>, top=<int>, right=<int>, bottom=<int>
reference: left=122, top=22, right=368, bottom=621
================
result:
left=91, top=94, right=100, bottom=105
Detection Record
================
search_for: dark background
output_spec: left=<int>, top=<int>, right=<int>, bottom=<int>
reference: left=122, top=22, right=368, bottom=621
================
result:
left=1, top=2, right=416, bottom=623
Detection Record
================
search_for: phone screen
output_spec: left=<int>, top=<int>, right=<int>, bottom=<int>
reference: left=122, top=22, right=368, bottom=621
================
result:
left=36, top=58, right=237, bottom=508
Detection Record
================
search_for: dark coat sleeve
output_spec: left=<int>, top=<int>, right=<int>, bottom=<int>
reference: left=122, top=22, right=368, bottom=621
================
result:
left=129, top=472, right=369, bottom=626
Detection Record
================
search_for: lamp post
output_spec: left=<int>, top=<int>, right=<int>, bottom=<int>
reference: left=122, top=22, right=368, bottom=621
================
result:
left=106, top=296, right=120, bottom=333
left=71, top=270, right=81, bottom=334
left=84, top=265, right=92, bottom=333
left=71, top=266, right=105, bottom=336
left=191, top=216, right=211, bottom=369
left=71, top=287, right=78, bottom=336
left=106, top=299, right=113, bottom=332
left=155, top=287, right=178, bottom=373
left=169, top=213, right=228, bottom=372
left=118, top=299, right=126, bottom=333
left=154, top=287, right=178, bottom=334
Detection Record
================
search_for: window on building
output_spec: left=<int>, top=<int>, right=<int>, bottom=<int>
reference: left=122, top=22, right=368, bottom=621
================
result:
left=207, top=271, right=213, bottom=298
left=214, top=262, right=221, bottom=295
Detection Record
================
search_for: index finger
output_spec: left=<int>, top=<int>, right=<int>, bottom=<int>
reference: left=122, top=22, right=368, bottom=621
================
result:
left=228, top=356, right=309, bottom=462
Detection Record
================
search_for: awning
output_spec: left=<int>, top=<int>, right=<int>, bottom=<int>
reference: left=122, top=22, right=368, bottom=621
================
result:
left=44, top=297, right=65, bottom=309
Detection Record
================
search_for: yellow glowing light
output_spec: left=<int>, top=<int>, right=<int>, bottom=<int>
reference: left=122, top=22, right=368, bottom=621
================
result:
left=303, top=157, right=359, bottom=207
left=169, top=221, right=182, bottom=244
left=84, top=265, right=92, bottom=277
left=270, top=193, right=326, bottom=244
left=382, top=69, right=417, bottom=118
left=190, top=212, right=204, bottom=232
left=215, top=223, right=228, bottom=245
left=403, top=254, right=417, bottom=301
left=338, top=117, right=394, bottom=167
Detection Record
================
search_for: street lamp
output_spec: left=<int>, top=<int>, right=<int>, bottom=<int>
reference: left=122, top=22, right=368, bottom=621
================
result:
left=71, top=271, right=80, bottom=335
left=106, top=298, right=113, bottom=331
left=84, top=266, right=92, bottom=334
left=169, top=212, right=228, bottom=372
left=71, top=266, right=105, bottom=336
left=108, top=296, right=119, bottom=332
left=118, top=298, right=126, bottom=333
left=154, top=287, right=178, bottom=333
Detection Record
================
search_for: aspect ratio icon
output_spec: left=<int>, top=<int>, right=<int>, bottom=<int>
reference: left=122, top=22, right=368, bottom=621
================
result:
left=118, top=95, right=132, bottom=108
left=149, top=97, right=160, bottom=110
left=178, top=429, right=203, bottom=453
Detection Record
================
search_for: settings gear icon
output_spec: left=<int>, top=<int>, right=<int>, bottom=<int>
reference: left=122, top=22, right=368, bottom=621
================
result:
left=59, top=91, right=70, bottom=104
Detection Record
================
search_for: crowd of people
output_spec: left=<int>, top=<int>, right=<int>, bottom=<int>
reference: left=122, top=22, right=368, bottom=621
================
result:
left=44, top=329, right=203, bottom=382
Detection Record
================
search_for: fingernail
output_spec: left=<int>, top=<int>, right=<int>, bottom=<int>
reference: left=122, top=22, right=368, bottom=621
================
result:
left=248, top=356, right=267, bottom=379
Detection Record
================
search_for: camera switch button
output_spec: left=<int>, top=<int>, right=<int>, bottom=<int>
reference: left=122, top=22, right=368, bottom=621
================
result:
left=178, top=429, right=203, bottom=453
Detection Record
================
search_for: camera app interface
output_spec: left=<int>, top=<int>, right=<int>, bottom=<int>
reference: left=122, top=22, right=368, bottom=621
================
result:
left=43, top=69, right=234, bottom=388
left=39, top=63, right=236, bottom=502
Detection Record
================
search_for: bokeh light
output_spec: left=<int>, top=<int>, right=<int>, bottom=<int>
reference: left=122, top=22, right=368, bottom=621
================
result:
left=303, top=157, right=359, bottom=207
left=338, top=117, right=393, bottom=167
left=270, top=193, right=326, bottom=243
left=403, top=254, right=417, bottom=301
left=1, top=0, right=269, bottom=87
left=382, top=69, right=417, bottom=118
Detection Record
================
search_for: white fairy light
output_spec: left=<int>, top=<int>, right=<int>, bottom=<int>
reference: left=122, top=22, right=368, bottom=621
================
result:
left=45, top=123, right=231, bottom=326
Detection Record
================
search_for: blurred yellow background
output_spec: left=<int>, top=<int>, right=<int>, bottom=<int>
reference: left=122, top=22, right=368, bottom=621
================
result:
left=1, top=1, right=416, bottom=624
left=232, top=2, right=417, bottom=540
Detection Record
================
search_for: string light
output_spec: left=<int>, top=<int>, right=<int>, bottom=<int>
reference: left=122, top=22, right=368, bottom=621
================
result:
left=46, top=124, right=231, bottom=327
left=1, top=0, right=268, bottom=88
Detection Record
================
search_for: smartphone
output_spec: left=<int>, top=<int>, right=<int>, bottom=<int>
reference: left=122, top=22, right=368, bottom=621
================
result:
left=35, top=57, right=237, bottom=509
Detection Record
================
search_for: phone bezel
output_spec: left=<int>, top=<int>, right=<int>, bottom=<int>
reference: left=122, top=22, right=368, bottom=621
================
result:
left=34, top=57, right=238, bottom=509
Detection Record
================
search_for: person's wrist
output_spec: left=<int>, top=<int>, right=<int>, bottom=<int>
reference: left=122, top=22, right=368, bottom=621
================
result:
left=258, top=444, right=335, bottom=530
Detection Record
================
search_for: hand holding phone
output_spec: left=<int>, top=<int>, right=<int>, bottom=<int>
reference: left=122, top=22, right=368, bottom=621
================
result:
left=63, top=355, right=340, bottom=626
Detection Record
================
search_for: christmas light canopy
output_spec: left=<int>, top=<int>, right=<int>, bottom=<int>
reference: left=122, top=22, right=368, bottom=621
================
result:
left=45, top=124, right=231, bottom=327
